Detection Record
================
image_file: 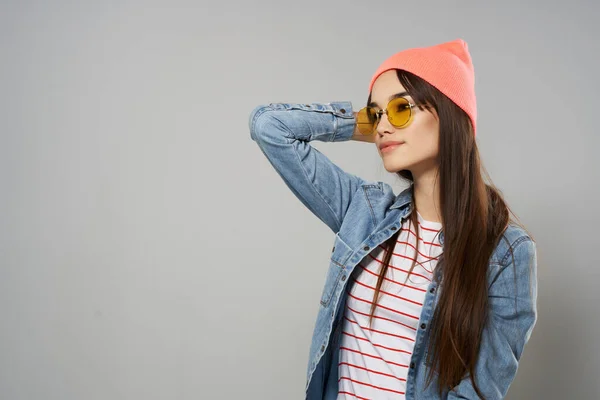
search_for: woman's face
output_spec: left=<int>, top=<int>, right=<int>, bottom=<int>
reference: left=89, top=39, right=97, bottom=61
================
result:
left=371, top=70, right=440, bottom=175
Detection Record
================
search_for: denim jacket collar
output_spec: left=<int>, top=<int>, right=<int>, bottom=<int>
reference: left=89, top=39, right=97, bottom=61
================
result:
left=389, top=184, right=413, bottom=210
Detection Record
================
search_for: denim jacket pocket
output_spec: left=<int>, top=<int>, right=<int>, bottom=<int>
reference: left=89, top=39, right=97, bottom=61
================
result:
left=320, top=233, right=354, bottom=307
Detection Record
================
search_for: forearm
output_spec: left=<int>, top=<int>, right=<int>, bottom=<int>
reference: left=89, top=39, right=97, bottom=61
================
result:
left=248, top=101, right=367, bottom=233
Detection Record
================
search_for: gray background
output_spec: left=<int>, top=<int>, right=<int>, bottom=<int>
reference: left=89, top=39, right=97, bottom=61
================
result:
left=1, top=0, right=598, bottom=399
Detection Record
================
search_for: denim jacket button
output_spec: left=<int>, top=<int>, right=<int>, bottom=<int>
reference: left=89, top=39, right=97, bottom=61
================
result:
left=340, top=108, right=346, bottom=113
left=341, top=275, right=346, bottom=281
left=421, top=323, right=426, bottom=329
left=363, top=246, right=370, bottom=251
left=390, top=226, right=397, bottom=231
left=332, top=246, right=335, bottom=253
left=321, top=344, right=325, bottom=352
left=410, top=362, right=415, bottom=369
left=430, top=287, right=436, bottom=293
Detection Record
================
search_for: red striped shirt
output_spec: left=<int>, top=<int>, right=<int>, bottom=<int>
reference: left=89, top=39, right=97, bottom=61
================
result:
left=337, top=211, right=443, bottom=399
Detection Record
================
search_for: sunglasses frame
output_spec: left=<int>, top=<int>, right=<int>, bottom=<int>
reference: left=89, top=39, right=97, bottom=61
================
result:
left=357, top=97, right=421, bottom=135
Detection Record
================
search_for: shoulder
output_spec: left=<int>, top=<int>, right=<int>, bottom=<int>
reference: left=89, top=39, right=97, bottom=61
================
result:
left=360, top=179, right=394, bottom=193
left=338, top=180, right=401, bottom=231
left=488, top=223, right=538, bottom=297
left=363, top=180, right=411, bottom=208
left=353, top=179, right=400, bottom=208
left=491, top=222, right=536, bottom=267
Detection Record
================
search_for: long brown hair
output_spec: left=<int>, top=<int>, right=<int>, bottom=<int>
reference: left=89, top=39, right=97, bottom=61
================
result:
left=366, top=69, right=535, bottom=398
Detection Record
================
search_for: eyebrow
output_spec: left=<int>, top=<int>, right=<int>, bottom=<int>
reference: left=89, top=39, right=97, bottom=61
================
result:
left=368, top=91, right=410, bottom=108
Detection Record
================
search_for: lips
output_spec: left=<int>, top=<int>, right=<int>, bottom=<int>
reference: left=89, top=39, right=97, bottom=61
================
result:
left=379, top=141, right=405, bottom=150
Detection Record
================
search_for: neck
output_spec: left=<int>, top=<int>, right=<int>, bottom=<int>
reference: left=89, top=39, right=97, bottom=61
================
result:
left=412, top=170, right=442, bottom=224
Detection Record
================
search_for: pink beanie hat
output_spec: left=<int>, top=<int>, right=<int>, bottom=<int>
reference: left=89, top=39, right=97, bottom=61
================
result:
left=368, top=38, right=477, bottom=136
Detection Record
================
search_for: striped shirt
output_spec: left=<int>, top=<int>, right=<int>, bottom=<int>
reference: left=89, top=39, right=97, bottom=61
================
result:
left=337, top=211, right=443, bottom=399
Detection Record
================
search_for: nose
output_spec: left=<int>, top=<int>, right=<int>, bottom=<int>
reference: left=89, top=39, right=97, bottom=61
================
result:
left=375, top=110, right=395, bottom=136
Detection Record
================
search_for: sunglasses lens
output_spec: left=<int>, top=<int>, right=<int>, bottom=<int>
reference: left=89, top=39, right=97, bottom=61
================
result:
left=356, top=107, right=378, bottom=135
left=387, top=97, right=412, bottom=127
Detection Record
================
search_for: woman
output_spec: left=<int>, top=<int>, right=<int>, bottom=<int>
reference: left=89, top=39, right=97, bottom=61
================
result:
left=248, top=38, right=538, bottom=400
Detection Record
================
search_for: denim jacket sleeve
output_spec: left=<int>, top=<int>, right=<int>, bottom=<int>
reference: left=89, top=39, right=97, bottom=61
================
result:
left=448, top=237, right=539, bottom=400
left=248, top=101, right=366, bottom=233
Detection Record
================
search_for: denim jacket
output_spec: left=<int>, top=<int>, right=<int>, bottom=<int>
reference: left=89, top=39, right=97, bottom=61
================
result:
left=248, top=101, right=538, bottom=400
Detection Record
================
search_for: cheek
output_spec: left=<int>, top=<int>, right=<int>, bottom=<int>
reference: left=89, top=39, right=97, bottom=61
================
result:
left=416, top=117, right=440, bottom=152
left=409, top=136, right=438, bottom=160
left=405, top=125, right=439, bottom=159
left=424, top=132, right=439, bottom=153
left=408, top=115, right=438, bottom=141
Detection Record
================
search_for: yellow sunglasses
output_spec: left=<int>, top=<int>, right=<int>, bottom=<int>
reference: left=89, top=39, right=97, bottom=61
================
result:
left=356, top=97, right=421, bottom=135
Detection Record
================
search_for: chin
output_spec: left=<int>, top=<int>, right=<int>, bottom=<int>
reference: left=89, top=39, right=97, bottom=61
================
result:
left=383, top=162, right=410, bottom=173
left=383, top=159, right=410, bottom=173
